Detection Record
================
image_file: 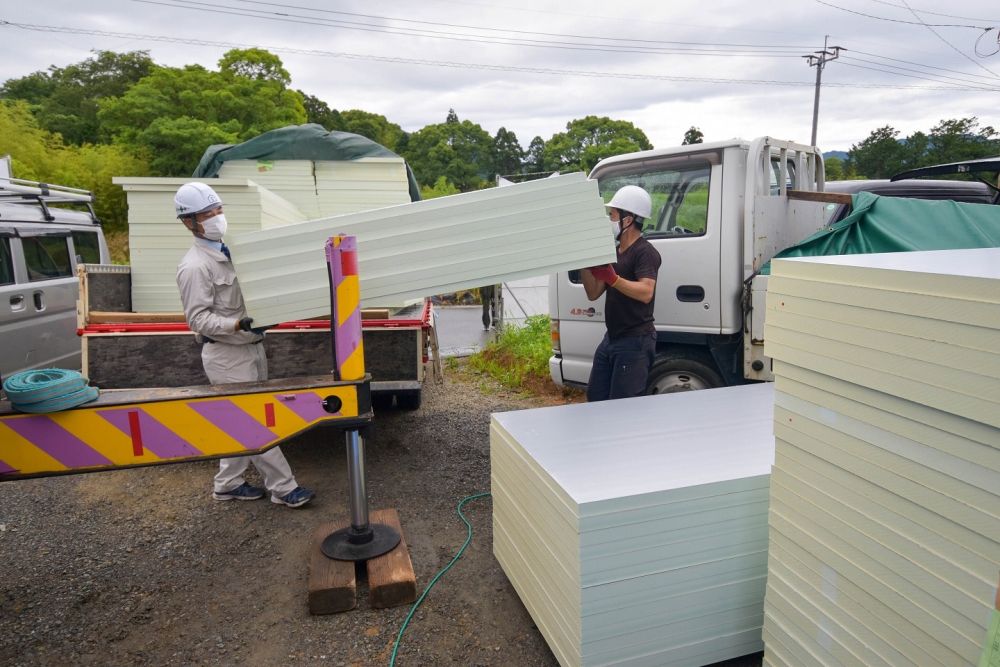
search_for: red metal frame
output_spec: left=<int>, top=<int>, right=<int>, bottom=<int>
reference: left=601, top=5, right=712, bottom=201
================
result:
left=79, top=299, right=433, bottom=336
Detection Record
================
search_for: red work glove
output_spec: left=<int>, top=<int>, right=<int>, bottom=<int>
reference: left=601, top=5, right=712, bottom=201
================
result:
left=588, top=265, right=619, bottom=286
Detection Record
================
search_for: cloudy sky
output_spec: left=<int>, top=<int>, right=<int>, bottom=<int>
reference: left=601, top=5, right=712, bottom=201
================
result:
left=1, top=0, right=998, bottom=153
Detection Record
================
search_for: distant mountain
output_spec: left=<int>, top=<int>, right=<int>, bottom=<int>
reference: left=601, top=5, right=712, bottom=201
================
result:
left=823, top=150, right=849, bottom=161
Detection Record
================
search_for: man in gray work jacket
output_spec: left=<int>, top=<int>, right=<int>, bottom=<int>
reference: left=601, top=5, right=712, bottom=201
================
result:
left=174, top=182, right=315, bottom=508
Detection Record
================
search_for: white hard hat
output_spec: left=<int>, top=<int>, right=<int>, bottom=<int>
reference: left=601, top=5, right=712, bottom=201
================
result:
left=175, top=182, right=223, bottom=218
left=605, top=185, right=652, bottom=219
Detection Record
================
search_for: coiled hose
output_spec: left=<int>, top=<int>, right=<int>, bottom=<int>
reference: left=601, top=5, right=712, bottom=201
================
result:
left=3, top=369, right=99, bottom=413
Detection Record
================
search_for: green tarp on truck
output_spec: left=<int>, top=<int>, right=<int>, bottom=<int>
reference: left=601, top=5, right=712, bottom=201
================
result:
left=192, top=123, right=421, bottom=202
left=762, top=191, right=1000, bottom=274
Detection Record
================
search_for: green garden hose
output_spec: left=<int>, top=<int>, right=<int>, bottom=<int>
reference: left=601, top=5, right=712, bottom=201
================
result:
left=389, top=492, right=492, bottom=666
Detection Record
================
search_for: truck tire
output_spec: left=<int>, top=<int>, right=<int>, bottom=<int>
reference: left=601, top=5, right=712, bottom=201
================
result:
left=646, top=353, right=724, bottom=394
left=395, top=390, right=422, bottom=410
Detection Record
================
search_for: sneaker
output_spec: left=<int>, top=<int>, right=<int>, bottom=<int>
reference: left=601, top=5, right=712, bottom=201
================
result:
left=213, top=482, right=265, bottom=501
left=271, top=486, right=316, bottom=508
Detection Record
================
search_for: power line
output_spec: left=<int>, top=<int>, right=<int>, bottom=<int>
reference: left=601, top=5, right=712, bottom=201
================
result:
left=811, top=0, right=989, bottom=29
left=898, top=0, right=1000, bottom=78
left=3, top=20, right=998, bottom=92
left=832, top=60, right=1000, bottom=89
left=840, top=55, right=999, bottom=86
left=133, top=0, right=807, bottom=57
left=864, top=0, right=1000, bottom=23
left=850, top=49, right=1000, bottom=81
left=223, top=0, right=817, bottom=51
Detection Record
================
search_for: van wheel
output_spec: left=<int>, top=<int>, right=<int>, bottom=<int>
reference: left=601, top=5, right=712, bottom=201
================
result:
left=646, top=354, right=724, bottom=394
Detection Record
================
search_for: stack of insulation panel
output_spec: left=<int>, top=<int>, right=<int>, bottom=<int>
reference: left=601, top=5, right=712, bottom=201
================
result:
left=314, top=158, right=411, bottom=215
left=112, top=177, right=306, bottom=313
left=491, top=383, right=776, bottom=667
left=762, top=248, right=1000, bottom=667
left=218, top=159, right=321, bottom=218
left=228, top=173, right=616, bottom=323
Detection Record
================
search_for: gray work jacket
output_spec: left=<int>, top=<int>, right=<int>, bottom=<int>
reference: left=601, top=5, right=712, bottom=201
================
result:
left=176, top=241, right=261, bottom=345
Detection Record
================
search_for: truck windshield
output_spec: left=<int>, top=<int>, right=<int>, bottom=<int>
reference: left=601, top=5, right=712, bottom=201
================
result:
left=599, top=162, right=711, bottom=238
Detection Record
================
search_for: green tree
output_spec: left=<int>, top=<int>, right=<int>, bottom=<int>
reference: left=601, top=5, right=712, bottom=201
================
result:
left=338, top=110, right=406, bottom=152
left=0, top=50, right=155, bottom=145
left=0, top=100, right=149, bottom=233
left=542, top=116, right=652, bottom=173
left=493, top=127, right=525, bottom=177
left=218, top=48, right=290, bottom=84
left=402, top=110, right=494, bottom=190
left=420, top=175, right=461, bottom=199
left=525, top=136, right=546, bottom=173
left=98, top=50, right=306, bottom=175
left=926, top=117, right=999, bottom=165
left=824, top=156, right=844, bottom=181
left=682, top=126, right=704, bottom=145
left=847, top=125, right=907, bottom=179
left=298, top=91, right=342, bottom=129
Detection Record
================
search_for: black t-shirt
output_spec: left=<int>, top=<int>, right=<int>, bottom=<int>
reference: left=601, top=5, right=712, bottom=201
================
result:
left=605, top=236, right=661, bottom=339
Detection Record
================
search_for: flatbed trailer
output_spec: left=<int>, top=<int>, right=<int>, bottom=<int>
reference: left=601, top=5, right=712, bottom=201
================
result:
left=76, top=264, right=436, bottom=409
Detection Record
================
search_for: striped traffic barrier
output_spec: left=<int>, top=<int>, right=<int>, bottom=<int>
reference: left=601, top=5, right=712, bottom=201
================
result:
left=327, top=235, right=365, bottom=381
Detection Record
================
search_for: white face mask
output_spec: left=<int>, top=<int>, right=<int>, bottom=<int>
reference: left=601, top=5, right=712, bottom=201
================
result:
left=200, top=213, right=228, bottom=241
left=610, top=218, right=621, bottom=238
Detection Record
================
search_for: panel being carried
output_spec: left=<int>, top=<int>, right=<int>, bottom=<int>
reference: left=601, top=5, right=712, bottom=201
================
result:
left=761, top=247, right=1000, bottom=667
left=228, top=173, right=616, bottom=325
left=491, top=383, right=775, bottom=667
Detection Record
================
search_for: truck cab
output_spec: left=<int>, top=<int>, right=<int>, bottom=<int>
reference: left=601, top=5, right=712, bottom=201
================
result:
left=549, top=137, right=826, bottom=393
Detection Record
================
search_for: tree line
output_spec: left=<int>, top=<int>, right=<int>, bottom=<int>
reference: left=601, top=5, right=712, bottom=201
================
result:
left=0, top=49, right=653, bottom=231
left=1, top=48, right=996, bottom=233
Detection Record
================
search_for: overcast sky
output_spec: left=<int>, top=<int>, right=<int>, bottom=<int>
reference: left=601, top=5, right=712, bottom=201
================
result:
left=1, top=0, right=998, bottom=153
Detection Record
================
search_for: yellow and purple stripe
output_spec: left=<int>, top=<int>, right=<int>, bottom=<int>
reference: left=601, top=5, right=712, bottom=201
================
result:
left=0, top=385, right=359, bottom=480
left=327, top=235, right=365, bottom=381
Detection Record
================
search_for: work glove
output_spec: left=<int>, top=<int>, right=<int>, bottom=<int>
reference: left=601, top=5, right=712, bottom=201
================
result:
left=588, top=265, right=619, bottom=286
left=237, top=317, right=271, bottom=335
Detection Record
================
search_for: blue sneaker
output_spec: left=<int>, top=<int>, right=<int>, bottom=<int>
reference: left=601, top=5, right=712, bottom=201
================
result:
left=271, top=486, right=315, bottom=508
left=213, top=482, right=265, bottom=501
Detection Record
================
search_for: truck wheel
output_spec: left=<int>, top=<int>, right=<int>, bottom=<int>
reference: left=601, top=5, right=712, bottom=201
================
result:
left=396, top=390, right=422, bottom=410
left=646, top=355, right=724, bottom=394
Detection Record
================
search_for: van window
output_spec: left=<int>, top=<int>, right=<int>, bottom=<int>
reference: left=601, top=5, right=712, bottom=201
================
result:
left=23, top=235, right=73, bottom=281
left=599, top=162, right=711, bottom=237
left=0, top=238, right=13, bottom=285
left=72, top=231, right=101, bottom=264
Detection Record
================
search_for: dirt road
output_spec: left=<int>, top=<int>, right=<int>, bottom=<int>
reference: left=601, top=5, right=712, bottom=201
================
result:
left=0, top=369, right=761, bottom=666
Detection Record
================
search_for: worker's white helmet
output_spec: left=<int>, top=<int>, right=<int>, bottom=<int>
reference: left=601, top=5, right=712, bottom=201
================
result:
left=174, top=182, right=223, bottom=218
left=605, top=185, right=652, bottom=219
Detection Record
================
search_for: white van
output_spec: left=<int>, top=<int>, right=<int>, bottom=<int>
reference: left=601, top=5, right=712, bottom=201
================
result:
left=0, top=176, right=111, bottom=379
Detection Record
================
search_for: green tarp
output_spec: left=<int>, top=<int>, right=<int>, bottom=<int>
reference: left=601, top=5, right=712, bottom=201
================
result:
left=761, top=191, right=1000, bottom=274
left=192, top=124, right=421, bottom=202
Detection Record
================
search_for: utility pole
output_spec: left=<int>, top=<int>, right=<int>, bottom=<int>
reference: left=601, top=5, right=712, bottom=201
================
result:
left=803, top=36, right=843, bottom=147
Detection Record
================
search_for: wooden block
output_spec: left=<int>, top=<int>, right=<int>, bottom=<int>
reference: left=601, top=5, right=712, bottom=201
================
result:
left=308, top=521, right=357, bottom=615
left=361, top=308, right=390, bottom=320
left=366, top=508, right=417, bottom=609
left=89, top=311, right=186, bottom=323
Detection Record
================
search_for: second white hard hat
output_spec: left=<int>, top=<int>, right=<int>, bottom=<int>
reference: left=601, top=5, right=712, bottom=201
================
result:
left=605, top=185, right=652, bottom=219
left=175, top=182, right=223, bottom=218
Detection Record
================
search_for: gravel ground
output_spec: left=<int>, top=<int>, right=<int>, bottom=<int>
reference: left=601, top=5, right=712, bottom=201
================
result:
left=0, top=368, right=762, bottom=667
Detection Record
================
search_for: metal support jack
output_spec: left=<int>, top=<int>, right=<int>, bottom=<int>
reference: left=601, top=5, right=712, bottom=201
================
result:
left=321, top=429, right=400, bottom=561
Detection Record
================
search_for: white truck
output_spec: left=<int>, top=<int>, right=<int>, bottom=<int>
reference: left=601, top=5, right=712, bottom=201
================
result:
left=549, top=137, right=832, bottom=392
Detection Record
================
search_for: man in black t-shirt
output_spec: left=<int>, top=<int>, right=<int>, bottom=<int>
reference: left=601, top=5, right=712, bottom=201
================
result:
left=582, top=185, right=661, bottom=401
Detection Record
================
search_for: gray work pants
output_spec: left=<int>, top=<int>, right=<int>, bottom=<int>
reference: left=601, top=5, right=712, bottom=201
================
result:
left=202, top=342, right=298, bottom=497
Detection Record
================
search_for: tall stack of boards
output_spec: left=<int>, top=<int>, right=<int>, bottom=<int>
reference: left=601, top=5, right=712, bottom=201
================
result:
left=762, top=248, right=1000, bottom=666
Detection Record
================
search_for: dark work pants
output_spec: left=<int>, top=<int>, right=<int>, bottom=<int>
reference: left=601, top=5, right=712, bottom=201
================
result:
left=586, top=332, right=657, bottom=402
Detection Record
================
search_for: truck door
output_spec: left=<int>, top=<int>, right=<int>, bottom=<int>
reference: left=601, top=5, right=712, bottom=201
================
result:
left=553, top=153, right=721, bottom=385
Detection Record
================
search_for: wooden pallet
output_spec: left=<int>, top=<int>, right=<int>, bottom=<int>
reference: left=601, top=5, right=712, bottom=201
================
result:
left=308, top=508, right=416, bottom=615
